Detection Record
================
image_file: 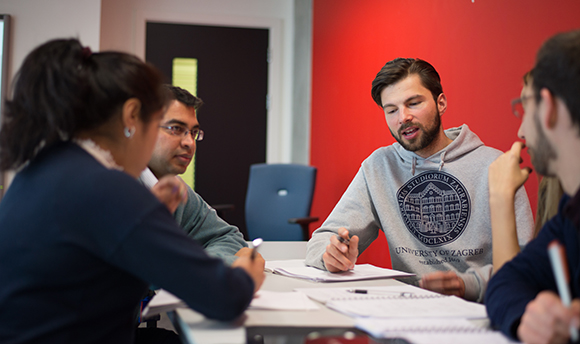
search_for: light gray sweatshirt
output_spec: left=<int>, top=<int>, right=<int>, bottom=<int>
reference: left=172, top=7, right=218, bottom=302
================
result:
left=305, top=125, right=533, bottom=302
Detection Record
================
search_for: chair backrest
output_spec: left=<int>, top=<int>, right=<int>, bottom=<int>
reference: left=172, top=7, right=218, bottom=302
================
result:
left=245, top=163, right=316, bottom=241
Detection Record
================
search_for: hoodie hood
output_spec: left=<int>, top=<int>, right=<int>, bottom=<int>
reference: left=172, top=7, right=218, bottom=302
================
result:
left=393, top=124, right=484, bottom=175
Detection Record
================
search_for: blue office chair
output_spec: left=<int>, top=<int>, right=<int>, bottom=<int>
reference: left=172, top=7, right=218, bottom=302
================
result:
left=245, top=163, right=318, bottom=241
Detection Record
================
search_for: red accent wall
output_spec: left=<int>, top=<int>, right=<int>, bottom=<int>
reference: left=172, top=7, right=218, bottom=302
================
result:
left=309, top=0, right=580, bottom=268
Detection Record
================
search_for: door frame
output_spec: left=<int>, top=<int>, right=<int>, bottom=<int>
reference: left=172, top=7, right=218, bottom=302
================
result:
left=134, top=10, right=288, bottom=164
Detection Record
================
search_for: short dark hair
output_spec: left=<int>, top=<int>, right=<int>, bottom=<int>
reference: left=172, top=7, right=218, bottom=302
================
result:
left=164, top=85, right=203, bottom=111
left=532, top=29, right=580, bottom=130
left=371, top=58, right=443, bottom=108
left=0, top=38, right=167, bottom=171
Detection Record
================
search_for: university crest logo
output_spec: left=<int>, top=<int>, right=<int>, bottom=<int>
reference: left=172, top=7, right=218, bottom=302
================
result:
left=396, top=171, right=471, bottom=247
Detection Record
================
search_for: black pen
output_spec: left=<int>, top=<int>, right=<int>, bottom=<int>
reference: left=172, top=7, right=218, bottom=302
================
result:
left=336, top=234, right=350, bottom=246
left=347, top=289, right=414, bottom=297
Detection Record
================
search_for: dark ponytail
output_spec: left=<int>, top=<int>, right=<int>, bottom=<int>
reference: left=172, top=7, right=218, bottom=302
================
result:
left=0, top=38, right=166, bottom=171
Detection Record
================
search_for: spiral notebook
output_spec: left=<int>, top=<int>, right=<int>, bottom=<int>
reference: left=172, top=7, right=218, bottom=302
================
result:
left=356, top=318, right=515, bottom=344
left=296, top=285, right=487, bottom=319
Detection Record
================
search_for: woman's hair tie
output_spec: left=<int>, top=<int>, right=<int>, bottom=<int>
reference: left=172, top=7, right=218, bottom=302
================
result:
left=81, top=46, right=92, bottom=60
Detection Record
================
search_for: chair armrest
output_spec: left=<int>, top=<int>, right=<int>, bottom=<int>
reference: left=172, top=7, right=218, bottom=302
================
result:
left=288, top=216, right=319, bottom=225
left=288, top=217, right=319, bottom=241
left=211, top=204, right=235, bottom=220
left=212, top=204, right=235, bottom=212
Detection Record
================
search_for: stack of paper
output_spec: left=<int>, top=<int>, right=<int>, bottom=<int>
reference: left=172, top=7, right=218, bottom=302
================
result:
left=265, top=259, right=414, bottom=282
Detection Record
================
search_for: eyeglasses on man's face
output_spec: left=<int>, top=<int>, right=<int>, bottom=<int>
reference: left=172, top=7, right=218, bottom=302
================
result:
left=511, top=95, right=534, bottom=119
left=159, top=125, right=204, bottom=141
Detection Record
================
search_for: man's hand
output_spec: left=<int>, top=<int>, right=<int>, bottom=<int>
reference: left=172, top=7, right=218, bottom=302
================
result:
left=151, top=175, right=188, bottom=214
left=232, top=249, right=266, bottom=293
left=518, top=291, right=580, bottom=344
left=488, top=141, right=532, bottom=198
left=419, top=271, right=465, bottom=297
left=323, top=227, right=359, bottom=272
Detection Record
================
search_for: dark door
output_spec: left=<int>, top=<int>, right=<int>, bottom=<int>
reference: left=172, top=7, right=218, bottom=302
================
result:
left=146, top=22, right=269, bottom=238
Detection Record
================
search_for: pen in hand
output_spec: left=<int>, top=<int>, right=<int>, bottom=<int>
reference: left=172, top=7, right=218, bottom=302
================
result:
left=250, top=238, right=263, bottom=260
left=336, top=234, right=350, bottom=246
left=548, top=239, right=579, bottom=342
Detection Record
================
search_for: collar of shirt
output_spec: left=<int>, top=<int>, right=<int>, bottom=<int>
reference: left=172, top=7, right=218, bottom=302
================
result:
left=563, top=187, right=580, bottom=230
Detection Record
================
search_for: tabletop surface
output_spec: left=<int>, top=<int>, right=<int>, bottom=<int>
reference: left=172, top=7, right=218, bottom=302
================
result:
left=173, top=270, right=417, bottom=344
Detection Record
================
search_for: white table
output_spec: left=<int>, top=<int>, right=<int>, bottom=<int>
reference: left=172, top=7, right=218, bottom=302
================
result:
left=171, top=271, right=410, bottom=344
left=170, top=243, right=493, bottom=344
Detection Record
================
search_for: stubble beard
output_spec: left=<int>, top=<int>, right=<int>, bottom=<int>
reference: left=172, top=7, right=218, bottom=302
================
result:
left=390, top=108, right=442, bottom=153
left=529, top=110, right=557, bottom=177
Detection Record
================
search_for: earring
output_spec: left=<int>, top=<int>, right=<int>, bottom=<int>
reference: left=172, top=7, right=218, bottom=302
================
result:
left=124, top=126, right=135, bottom=138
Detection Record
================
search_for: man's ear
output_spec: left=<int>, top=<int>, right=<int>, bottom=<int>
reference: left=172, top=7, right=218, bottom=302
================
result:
left=540, top=88, right=558, bottom=129
left=437, top=93, right=447, bottom=115
left=121, top=98, right=142, bottom=129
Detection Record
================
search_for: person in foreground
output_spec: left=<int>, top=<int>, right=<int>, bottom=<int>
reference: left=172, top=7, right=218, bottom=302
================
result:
left=485, top=29, right=580, bottom=344
left=0, top=38, right=264, bottom=343
left=305, top=58, right=533, bottom=302
left=488, top=72, right=563, bottom=272
left=140, top=85, right=248, bottom=266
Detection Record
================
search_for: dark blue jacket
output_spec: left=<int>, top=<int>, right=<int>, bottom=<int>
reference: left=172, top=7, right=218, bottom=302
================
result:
left=0, top=142, right=254, bottom=343
left=485, top=194, right=580, bottom=340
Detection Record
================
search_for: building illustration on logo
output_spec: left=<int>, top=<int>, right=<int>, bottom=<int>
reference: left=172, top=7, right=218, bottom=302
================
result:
left=397, top=171, right=471, bottom=247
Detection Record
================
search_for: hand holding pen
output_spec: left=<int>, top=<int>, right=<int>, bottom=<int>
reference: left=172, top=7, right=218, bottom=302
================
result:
left=232, top=238, right=265, bottom=293
left=250, top=238, right=263, bottom=260
left=517, top=240, right=580, bottom=344
left=549, top=240, right=579, bottom=342
left=322, top=227, right=359, bottom=273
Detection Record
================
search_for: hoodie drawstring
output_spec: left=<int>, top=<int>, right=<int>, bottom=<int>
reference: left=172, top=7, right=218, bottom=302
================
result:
left=411, top=156, right=416, bottom=175
left=438, top=151, right=447, bottom=171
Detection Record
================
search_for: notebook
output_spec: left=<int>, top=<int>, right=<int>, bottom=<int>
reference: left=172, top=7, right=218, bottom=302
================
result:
left=296, top=285, right=487, bottom=319
left=356, top=318, right=515, bottom=344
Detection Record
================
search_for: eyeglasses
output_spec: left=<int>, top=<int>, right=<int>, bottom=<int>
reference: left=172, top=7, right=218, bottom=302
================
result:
left=159, top=125, right=204, bottom=141
left=511, top=95, right=534, bottom=119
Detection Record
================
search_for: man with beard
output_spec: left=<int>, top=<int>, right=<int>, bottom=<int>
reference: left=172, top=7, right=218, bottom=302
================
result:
left=139, top=85, right=248, bottom=266
left=305, top=58, right=533, bottom=302
left=486, top=29, right=580, bottom=344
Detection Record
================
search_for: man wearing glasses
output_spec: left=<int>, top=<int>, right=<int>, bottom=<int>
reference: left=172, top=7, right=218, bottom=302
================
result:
left=305, top=58, right=534, bottom=303
left=140, top=85, right=248, bottom=265
left=486, top=29, right=580, bottom=343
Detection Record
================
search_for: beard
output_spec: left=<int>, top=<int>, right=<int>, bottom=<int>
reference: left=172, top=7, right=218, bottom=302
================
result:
left=389, top=107, right=442, bottom=152
left=529, top=110, right=557, bottom=177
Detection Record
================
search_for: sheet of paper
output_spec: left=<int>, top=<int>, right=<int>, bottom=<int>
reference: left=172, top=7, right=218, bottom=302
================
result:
left=249, top=290, right=319, bottom=311
left=265, top=260, right=414, bottom=282
left=264, top=259, right=305, bottom=272
left=142, top=289, right=186, bottom=317
left=356, top=318, right=515, bottom=344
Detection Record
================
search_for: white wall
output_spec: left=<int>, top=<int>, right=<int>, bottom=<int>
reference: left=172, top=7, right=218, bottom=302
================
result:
left=0, top=0, right=101, bottom=191
left=0, top=0, right=100, bottom=82
left=100, top=0, right=295, bottom=163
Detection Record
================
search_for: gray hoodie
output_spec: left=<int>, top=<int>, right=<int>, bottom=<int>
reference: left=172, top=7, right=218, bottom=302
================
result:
left=305, top=125, right=533, bottom=302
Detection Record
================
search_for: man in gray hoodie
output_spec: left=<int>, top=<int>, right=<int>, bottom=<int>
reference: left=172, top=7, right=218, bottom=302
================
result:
left=305, top=58, right=533, bottom=302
